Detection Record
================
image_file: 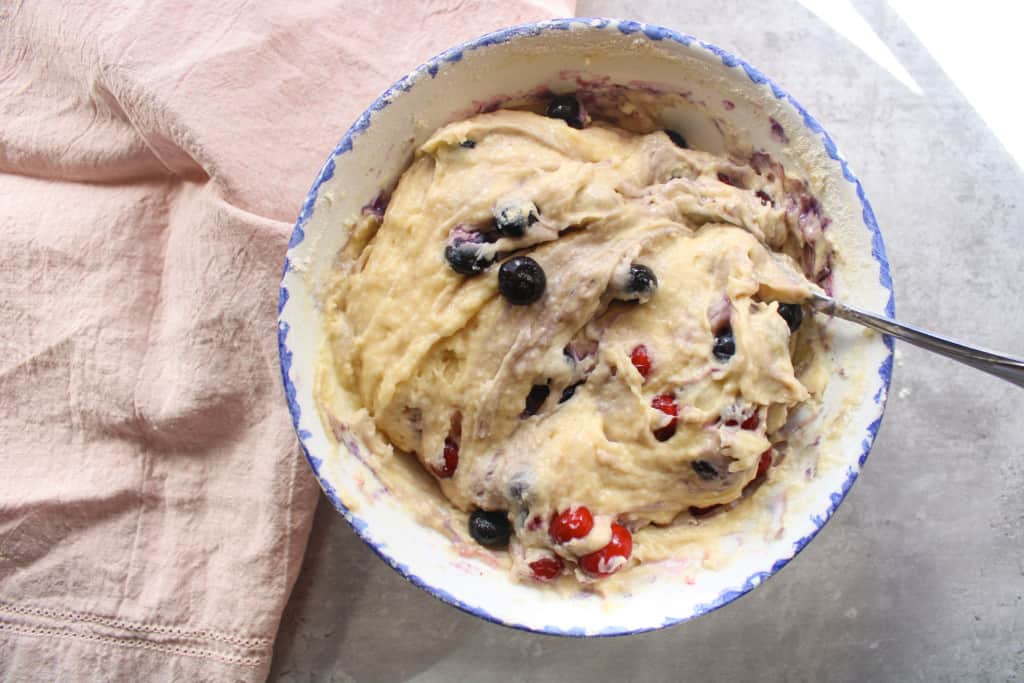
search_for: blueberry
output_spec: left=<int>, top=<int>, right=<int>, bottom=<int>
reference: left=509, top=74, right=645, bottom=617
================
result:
left=445, top=242, right=492, bottom=276
left=692, top=460, right=719, bottom=480
left=493, top=200, right=539, bottom=238
left=498, top=256, right=546, bottom=305
left=361, top=191, right=389, bottom=218
left=665, top=129, right=688, bottom=148
left=545, top=94, right=583, bottom=129
left=626, top=264, right=658, bottom=298
left=559, top=381, right=585, bottom=403
left=523, top=383, right=550, bottom=416
left=468, top=509, right=511, bottom=547
left=778, top=303, right=803, bottom=331
left=459, top=139, right=476, bottom=148
left=712, top=328, right=735, bottom=361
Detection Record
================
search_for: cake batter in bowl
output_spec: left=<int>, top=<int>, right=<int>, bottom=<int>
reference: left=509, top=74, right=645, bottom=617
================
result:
left=278, top=18, right=893, bottom=635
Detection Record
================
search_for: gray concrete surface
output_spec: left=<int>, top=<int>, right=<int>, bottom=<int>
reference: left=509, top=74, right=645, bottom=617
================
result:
left=270, top=2, right=1024, bottom=680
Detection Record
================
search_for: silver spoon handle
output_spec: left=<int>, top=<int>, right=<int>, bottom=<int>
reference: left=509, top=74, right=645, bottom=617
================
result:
left=810, top=293, right=1024, bottom=388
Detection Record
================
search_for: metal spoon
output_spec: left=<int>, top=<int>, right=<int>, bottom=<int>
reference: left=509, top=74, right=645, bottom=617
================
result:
left=810, top=292, right=1024, bottom=388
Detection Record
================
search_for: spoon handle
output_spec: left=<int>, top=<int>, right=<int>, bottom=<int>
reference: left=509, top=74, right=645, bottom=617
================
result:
left=810, top=293, right=1024, bottom=388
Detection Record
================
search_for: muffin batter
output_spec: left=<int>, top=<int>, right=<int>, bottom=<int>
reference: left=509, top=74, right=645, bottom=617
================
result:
left=320, top=99, right=829, bottom=583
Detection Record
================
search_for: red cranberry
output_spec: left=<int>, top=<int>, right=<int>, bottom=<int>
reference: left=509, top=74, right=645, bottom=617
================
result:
left=741, top=413, right=759, bottom=430
left=579, top=523, right=632, bottom=578
left=651, top=393, right=678, bottom=441
left=432, top=438, right=458, bottom=478
left=630, top=344, right=652, bottom=379
left=528, top=555, right=564, bottom=581
left=550, top=506, right=594, bottom=543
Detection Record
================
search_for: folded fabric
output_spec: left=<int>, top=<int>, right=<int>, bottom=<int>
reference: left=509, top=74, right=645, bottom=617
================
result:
left=0, top=1, right=573, bottom=679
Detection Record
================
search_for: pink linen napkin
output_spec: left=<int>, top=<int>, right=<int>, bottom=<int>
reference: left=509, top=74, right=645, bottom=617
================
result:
left=0, top=1, right=574, bottom=679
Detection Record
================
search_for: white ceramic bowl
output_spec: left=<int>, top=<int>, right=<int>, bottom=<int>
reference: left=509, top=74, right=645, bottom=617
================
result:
left=278, top=18, right=894, bottom=636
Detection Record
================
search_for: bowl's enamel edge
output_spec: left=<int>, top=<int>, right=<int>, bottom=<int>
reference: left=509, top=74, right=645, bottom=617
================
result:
left=276, top=17, right=895, bottom=637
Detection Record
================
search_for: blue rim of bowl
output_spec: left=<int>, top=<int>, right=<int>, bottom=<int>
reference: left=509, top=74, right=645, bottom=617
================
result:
left=277, top=17, right=895, bottom=637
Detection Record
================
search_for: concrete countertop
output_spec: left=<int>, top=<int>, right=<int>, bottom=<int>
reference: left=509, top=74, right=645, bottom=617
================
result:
left=271, top=2, right=1024, bottom=680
